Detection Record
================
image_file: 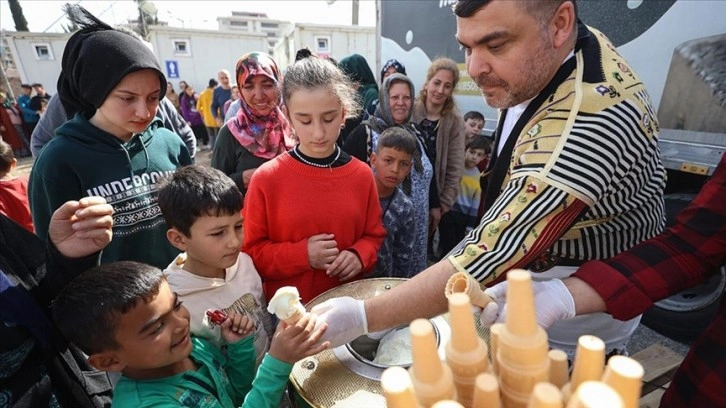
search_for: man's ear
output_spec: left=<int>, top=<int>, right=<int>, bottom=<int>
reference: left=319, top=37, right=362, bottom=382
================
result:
left=370, top=152, right=378, bottom=168
left=281, top=104, right=290, bottom=120
left=166, top=228, right=188, bottom=251
left=551, top=0, right=576, bottom=49
left=87, top=351, right=126, bottom=372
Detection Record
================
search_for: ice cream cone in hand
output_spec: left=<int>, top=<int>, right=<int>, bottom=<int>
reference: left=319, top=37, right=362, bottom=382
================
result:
left=267, top=286, right=307, bottom=325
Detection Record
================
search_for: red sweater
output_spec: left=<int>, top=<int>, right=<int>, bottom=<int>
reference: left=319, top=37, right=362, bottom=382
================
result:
left=243, top=152, right=386, bottom=303
left=0, top=176, right=33, bottom=233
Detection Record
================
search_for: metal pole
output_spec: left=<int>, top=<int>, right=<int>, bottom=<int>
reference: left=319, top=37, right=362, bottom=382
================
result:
left=352, top=0, right=359, bottom=25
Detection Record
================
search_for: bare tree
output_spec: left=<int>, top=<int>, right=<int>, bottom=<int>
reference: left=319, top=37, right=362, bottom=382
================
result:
left=8, top=0, right=29, bottom=32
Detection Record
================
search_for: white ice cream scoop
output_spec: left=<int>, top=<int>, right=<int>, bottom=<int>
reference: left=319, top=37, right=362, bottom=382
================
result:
left=267, top=286, right=307, bottom=324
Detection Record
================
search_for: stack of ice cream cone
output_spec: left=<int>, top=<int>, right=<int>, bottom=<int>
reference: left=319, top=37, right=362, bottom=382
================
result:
left=445, top=293, right=489, bottom=407
left=381, top=366, right=422, bottom=408
left=495, top=270, right=550, bottom=407
left=409, top=318, right=457, bottom=406
left=381, top=268, right=647, bottom=407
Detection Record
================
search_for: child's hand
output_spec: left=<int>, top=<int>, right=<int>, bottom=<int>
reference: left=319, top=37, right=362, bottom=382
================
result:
left=219, top=311, right=255, bottom=344
left=326, top=250, right=362, bottom=281
left=268, top=313, right=330, bottom=364
left=308, top=233, right=339, bottom=270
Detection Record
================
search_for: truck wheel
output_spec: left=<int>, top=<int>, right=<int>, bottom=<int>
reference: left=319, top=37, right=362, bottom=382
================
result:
left=641, top=267, right=725, bottom=342
left=640, top=193, right=724, bottom=342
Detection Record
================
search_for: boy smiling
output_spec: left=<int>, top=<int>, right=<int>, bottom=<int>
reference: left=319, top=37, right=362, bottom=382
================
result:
left=53, top=261, right=329, bottom=407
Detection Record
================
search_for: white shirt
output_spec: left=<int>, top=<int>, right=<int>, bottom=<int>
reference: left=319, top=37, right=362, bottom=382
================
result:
left=164, top=252, right=274, bottom=366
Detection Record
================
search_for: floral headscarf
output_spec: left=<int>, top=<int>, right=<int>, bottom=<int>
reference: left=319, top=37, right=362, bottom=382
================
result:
left=228, top=52, right=294, bottom=159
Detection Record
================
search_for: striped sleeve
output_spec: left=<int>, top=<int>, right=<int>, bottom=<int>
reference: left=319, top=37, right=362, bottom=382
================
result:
left=448, top=175, right=587, bottom=285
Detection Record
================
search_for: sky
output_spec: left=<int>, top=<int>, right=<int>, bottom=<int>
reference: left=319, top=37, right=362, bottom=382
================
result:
left=0, top=0, right=376, bottom=33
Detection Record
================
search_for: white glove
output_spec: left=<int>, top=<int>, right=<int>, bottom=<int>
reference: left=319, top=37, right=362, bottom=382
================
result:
left=478, top=279, right=576, bottom=329
left=311, top=296, right=368, bottom=348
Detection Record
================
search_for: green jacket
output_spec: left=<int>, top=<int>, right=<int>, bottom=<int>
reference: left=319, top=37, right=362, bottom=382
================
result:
left=113, top=336, right=293, bottom=407
left=29, top=113, right=191, bottom=269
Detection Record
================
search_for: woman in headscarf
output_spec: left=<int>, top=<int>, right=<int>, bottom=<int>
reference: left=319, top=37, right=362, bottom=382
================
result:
left=368, top=58, right=407, bottom=115
left=380, top=58, right=407, bottom=83
left=339, top=53, right=378, bottom=113
left=338, top=53, right=379, bottom=143
left=343, top=73, right=439, bottom=275
left=211, top=52, right=294, bottom=195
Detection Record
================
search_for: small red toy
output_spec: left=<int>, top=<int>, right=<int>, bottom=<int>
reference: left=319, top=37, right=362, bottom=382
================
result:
left=206, top=310, right=227, bottom=325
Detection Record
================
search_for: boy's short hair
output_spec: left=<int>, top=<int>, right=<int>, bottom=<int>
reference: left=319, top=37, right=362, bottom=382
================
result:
left=0, top=140, right=15, bottom=174
left=376, top=127, right=416, bottom=157
left=31, top=83, right=43, bottom=88
left=466, top=134, right=491, bottom=153
left=208, top=78, right=218, bottom=88
left=21, top=84, right=32, bottom=89
left=464, top=111, right=485, bottom=122
left=158, top=165, right=243, bottom=236
left=52, top=261, right=165, bottom=355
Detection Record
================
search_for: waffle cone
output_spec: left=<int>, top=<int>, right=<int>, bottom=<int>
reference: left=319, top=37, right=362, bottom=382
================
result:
left=445, top=272, right=493, bottom=308
left=282, top=308, right=306, bottom=325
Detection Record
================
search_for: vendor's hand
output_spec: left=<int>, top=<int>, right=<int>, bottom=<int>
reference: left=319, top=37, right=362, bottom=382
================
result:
left=311, top=296, right=368, bottom=348
left=49, top=197, right=114, bottom=259
left=327, top=250, right=362, bottom=281
left=220, top=311, right=255, bottom=344
left=478, top=278, right=576, bottom=329
left=308, top=234, right=339, bottom=270
left=269, top=314, right=330, bottom=364
left=215, top=117, right=223, bottom=127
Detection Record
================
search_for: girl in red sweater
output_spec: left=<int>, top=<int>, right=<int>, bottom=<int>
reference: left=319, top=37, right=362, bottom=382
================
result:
left=243, top=54, right=386, bottom=304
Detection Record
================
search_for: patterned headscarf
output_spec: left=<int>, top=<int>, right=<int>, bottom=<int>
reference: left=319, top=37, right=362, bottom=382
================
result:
left=228, top=52, right=294, bottom=159
left=380, top=59, right=406, bottom=83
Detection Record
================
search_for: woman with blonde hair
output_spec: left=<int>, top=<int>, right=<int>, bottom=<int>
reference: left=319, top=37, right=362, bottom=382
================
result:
left=413, top=57, right=465, bottom=258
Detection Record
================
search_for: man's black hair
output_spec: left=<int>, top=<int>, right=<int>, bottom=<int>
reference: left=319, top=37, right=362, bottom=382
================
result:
left=466, top=133, right=491, bottom=153
left=377, top=127, right=417, bottom=157
left=52, top=261, right=165, bottom=355
left=464, top=111, right=485, bottom=122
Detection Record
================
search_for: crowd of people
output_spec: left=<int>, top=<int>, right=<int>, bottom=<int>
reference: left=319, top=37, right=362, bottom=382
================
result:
left=0, top=1, right=723, bottom=407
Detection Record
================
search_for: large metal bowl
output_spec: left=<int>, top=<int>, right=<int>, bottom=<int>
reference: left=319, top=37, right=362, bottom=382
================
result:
left=289, top=278, right=489, bottom=407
